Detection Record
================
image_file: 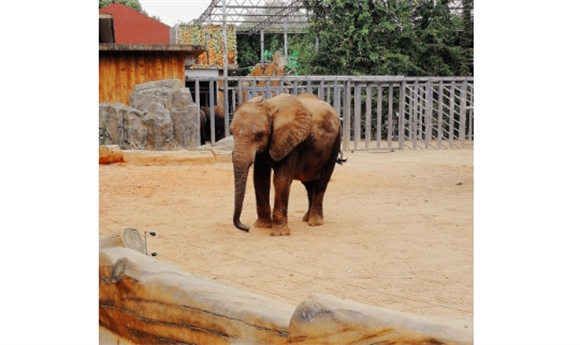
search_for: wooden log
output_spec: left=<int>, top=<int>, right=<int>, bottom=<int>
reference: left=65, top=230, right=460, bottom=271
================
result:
left=99, top=145, right=125, bottom=165
left=99, top=228, right=145, bottom=254
left=99, top=246, right=294, bottom=345
left=287, top=294, right=473, bottom=345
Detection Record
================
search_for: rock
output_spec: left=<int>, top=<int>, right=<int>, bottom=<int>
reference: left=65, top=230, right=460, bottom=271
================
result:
left=99, top=103, right=147, bottom=150
left=212, top=136, right=235, bottom=150
left=130, top=79, right=200, bottom=150
left=99, top=145, right=125, bottom=164
left=99, top=79, right=203, bottom=151
left=142, top=102, right=174, bottom=151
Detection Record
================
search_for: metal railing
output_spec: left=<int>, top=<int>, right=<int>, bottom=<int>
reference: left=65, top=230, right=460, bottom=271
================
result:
left=190, top=76, right=474, bottom=150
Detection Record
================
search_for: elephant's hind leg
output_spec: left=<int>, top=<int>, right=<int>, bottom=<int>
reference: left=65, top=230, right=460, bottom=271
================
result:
left=301, top=180, right=324, bottom=226
left=301, top=181, right=315, bottom=222
left=304, top=136, right=341, bottom=227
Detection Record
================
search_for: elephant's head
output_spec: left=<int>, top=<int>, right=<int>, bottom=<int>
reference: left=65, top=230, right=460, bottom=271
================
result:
left=230, top=93, right=312, bottom=231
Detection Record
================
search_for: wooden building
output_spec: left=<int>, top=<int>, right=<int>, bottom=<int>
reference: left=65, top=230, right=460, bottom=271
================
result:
left=99, top=44, right=205, bottom=105
left=98, top=14, right=205, bottom=105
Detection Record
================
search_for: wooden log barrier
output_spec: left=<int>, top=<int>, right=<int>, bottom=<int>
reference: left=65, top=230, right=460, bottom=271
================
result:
left=99, top=232, right=473, bottom=345
left=99, top=245, right=294, bottom=345
left=99, top=228, right=145, bottom=254
left=288, top=294, right=473, bottom=345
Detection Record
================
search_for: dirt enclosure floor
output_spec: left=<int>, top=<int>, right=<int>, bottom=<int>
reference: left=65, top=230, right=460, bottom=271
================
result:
left=99, top=145, right=473, bottom=325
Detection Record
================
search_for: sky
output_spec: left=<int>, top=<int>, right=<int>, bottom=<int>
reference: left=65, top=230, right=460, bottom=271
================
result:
left=140, top=0, right=213, bottom=27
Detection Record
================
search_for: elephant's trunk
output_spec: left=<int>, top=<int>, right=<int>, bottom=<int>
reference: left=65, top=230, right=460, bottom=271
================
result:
left=232, top=150, right=251, bottom=232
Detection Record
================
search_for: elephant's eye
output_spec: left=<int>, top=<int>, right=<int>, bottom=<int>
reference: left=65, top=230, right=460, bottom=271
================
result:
left=255, top=132, right=264, bottom=141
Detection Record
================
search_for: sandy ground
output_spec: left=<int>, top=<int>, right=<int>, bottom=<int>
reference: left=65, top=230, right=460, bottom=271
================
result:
left=99, top=144, right=473, bottom=324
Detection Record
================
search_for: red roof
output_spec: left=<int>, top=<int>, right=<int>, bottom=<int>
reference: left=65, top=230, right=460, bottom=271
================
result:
left=99, top=3, right=171, bottom=44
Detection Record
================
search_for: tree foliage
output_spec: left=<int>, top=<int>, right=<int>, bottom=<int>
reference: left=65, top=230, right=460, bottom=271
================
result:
left=99, top=0, right=143, bottom=12
left=301, top=0, right=472, bottom=76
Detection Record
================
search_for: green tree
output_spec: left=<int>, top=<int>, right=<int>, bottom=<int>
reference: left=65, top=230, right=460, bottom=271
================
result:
left=99, top=0, right=143, bottom=12
left=302, top=0, right=472, bottom=76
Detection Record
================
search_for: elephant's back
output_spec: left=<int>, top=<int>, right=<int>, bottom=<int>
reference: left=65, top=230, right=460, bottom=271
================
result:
left=298, top=97, right=340, bottom=137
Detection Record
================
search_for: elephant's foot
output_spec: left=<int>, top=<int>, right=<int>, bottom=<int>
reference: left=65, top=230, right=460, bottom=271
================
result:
left=254, top=217, right=272, bottom=228
left=307, top=213, right=324, bottom=227
left=270, top=224, right=290, bottom=236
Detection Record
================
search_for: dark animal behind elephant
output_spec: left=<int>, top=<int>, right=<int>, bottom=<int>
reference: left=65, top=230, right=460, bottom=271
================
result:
left=199, top=108, right=207, bottom=145
left=230, top=93, right=342, bottom=236
left=200, top=105, right=226, bottom=143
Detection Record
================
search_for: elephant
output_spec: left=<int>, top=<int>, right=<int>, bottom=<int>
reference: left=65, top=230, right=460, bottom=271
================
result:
left=230, top=93, right=342, bottom=236
left=200, top=105, right=226, bottom=144
left=199, top=108, right=207, bottom=145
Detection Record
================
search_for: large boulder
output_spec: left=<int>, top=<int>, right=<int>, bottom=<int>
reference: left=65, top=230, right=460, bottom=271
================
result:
left=99, top=103, right=148, bottom=150
left=98, top=79, right=201, bottom=151
left=130, top=79, right=200, bottom=150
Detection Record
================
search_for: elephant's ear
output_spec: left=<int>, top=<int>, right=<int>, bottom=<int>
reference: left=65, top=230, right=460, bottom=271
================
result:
left=266, top=94, right=312, bottom=161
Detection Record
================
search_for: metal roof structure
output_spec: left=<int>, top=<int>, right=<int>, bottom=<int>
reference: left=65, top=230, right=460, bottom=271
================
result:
left=192, top=0, right=310, bottom=35
left=191, top=0, right=467, bottom=36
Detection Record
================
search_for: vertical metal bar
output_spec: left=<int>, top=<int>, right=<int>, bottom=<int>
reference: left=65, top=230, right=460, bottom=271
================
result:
left=459, top=81, right=467, bottom=148
left=222, top=0, right=228, bottom=79
left=237, top=79, right=243, bottom=105
left=307, top=78, right=312, bottom=94
left=266, top=79, right=271, bottom=98
left=468, top=109, right=473, bottom=141
left=365, top=84, right=372, bottom=149
left=449, top=80, right=456, bottom=148
left=468, top=83, right=474, bottom=141
left=354, top=84, right=361, bottom=149
left=437, top=81, right=444, bottom=149
left=292, top=79, right=298, bottom=95
left=251, top=79, right=257, bottom=98
left=284, top=20, right=288, bottom=59
left=209, top=78, right=216, bottom=145
left=387, top=84, right=393, bottom=149
left=318, top=79, right=325, bottom=99
left=195, top=79, right=201, bottom=145
left=223, top=78, right=229, bottom=139
left=398, top=80, right=406, bottom=150
left=344, top=79, right=352, bottom=152
left=412, top=80, right=419, bottom=149
left=260, top=30, right=264, bottom=63
left=425, top=81, right=433, bottom=149
left=376, top=85, right=383, bottom=148
left=333, top=79, right=340, bottom=115
left=278, top=79, right=284, bottom=95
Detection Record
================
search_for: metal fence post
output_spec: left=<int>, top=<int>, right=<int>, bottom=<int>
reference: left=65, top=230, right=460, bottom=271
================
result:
left=387, top=84, right=393, bottom=149
left=376, top=85, right=383, bottom=148
left=425, top=80, right=433, bottom=149
left=209, top=78, right=216, bottom=145
left=449, top=80, right=456, bottom=148
left=354, top=84, right=362, bottom=149
left=195, top=79, right=201, bottom=145
left=365, top=84, right=372, bottom=148
left=344, top=79, right=352, bottom=152
left=398, top=80, right=406, bottom=150
left=459, top=81, right=467, bottom=148
left=412, top=80, right=419, bottom=149
left=437, top=80, right=444, bottom=149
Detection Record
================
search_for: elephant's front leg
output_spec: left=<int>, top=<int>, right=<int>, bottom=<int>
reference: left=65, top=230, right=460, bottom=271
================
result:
left=271, top=171, right=293, bottom=236
left=253, top=159, right=272, bottom=228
